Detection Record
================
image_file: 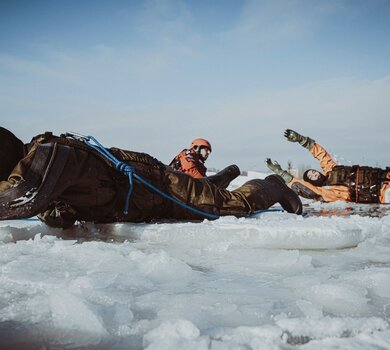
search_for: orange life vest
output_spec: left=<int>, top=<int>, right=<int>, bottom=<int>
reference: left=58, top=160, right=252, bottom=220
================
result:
left=169, top=149, right=207, bottom=178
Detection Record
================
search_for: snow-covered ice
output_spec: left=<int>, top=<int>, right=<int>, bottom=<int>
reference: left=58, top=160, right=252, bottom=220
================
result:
left=1, top=176, right=390, bottom=349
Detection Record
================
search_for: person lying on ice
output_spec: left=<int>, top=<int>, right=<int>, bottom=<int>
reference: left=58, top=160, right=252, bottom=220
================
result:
left=0, top=127, right=302, bottom=229
left=266, top=129, right=390, bottom=204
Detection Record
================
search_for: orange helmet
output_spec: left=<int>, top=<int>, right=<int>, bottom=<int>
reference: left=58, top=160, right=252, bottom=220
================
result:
left=190, top=138, right=212, bottom=152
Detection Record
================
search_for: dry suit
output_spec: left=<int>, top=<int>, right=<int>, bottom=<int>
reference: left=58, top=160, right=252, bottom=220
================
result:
left=0, top=132, right=302, bottom=228
left=289, top=143, right=390, bottom=203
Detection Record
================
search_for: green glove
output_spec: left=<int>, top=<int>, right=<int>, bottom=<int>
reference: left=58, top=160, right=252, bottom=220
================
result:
left=284, top=129, right=315, bottom=150
left=265, top=158, right=293, bottom=184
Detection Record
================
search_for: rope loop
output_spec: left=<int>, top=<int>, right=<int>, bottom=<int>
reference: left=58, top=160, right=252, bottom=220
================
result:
left=116, top=162, right=134, bottom=176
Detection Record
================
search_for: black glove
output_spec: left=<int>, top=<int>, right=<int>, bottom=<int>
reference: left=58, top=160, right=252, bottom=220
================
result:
left=284, top=129, right=315, bottom=150
left=265, top=158, right=293, bottom=184
left=38, top=202, right=76, bottom=229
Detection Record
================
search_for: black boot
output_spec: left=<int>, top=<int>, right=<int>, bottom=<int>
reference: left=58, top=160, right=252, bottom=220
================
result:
left=0, top=127, right=25, bottom=181
left=262, top=175, right=303, bottom=214
left=202, top=164, right=240, bottom=189
left=233, top=175, right=302, bottom=215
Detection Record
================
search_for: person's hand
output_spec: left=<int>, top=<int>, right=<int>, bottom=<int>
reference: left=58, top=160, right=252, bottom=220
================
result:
left=265, top=158, right=283, bottom=173
left=265, top=158, right=293, bottom=184
left=284, top=129, right=304, bottom=143
left=284, top=129, right=315, bottom=150
left=37, top=202, right=76, bottom=228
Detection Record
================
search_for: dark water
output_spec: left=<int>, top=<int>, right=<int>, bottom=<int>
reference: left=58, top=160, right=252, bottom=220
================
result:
left=303, top=203, right=390, bottom=218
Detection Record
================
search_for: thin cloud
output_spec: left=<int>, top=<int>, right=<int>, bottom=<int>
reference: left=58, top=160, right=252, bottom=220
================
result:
left=0, top=53, right=80, bottom=83
left=218, top=0, right=342, bottom=45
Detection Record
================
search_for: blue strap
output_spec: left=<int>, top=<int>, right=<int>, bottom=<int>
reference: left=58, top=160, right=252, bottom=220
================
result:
left=80, top=135, right=281, bottom=219
left=251, top=208, right=282, bottom=215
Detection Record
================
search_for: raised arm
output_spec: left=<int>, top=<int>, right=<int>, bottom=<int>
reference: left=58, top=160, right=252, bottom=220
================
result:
left=284, top=129, right=336, bottom=175
left=308, top=143, right=337, bottom=175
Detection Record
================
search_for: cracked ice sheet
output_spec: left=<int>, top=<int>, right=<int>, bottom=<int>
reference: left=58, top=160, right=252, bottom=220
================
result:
left=0, top=205, right=390, bottom=348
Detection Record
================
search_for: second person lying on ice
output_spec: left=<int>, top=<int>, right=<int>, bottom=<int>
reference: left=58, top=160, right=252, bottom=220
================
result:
left=266, top=129, right=390, bottom=204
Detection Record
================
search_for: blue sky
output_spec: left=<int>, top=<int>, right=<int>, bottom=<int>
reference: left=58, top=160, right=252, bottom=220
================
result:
left=1, top=0, right=390, bottom=171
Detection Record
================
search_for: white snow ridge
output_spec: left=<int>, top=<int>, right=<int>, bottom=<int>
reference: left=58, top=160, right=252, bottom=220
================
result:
left=1, top=183, right=390, bottom=349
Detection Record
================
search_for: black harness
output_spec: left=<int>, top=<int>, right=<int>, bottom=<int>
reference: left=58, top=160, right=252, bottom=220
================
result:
left=327, top=165, right=389, bottom=203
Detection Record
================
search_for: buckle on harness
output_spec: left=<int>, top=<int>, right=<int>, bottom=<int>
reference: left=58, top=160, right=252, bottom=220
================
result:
left=63, top=132, right=90, bottom=142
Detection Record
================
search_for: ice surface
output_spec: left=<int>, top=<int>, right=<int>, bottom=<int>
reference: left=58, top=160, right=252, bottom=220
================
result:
left=1, top=176, right=390, bottom=349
